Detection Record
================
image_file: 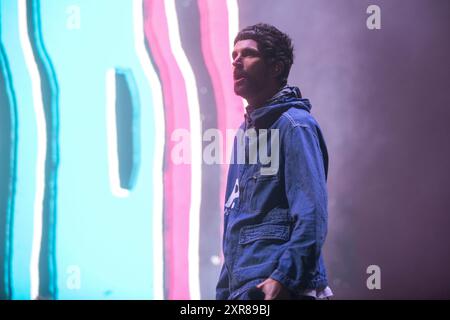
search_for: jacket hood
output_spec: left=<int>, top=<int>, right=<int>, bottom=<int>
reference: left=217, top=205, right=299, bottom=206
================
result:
left=245, top=85, right=312, bottom=129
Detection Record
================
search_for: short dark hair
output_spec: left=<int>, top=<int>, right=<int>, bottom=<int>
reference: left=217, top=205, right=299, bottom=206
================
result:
left=234, top=23, right=294, bottom=86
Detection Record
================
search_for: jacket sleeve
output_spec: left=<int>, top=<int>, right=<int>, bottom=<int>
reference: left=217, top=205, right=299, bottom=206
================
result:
left=269, top=123, right=328, bottom=291
left=216, top=263, right=230, bottom=300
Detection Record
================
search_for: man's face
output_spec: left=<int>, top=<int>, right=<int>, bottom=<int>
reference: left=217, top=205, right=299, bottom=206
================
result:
left=232, top=39, right=272, bottom=100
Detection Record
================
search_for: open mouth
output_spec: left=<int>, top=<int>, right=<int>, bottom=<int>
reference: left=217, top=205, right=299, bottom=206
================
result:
left=233, top=70, right=247, bottom=83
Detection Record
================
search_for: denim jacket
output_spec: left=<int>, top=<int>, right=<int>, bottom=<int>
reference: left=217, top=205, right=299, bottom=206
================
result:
left=216, top=86, right=329, bottom=300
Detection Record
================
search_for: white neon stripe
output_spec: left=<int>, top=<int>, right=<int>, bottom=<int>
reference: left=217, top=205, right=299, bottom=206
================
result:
left=227, top=0, right=239, bottom=64
left=105, top=69, right=130, bottom=198
left=165, top=0, right=202, bottom=300
left=18, top=0, right=45, bottom=300
left=132, top=0, right=165, bottom=300
left=226, top=0, right=247, bottom=108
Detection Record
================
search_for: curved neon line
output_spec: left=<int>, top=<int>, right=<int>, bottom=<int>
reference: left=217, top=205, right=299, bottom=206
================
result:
left=227, top=0, right=239, bottom=64
left=226, top=0, right=246, bottom=108
left=165, top=0, right=202, bottom=300
left=144, top=0, right=191, bottom=299
left=0, top=16, right=19, bottom=300
left=18, top=0, right=46, bottom=300
left=197, top=0, right=243, bottom=231
left=132, top=0, right=165, bottom=300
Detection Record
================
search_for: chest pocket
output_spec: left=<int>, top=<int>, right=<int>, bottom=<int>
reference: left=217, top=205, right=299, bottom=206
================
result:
left=249, top=173, right=282, bottom=213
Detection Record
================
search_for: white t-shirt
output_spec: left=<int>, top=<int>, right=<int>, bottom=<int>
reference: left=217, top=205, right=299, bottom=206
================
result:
left=302, top=286, right=334, bottom=299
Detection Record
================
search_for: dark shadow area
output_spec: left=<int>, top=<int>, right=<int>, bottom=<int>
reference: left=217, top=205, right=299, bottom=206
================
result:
left=115, top=69, right=140, bottom=190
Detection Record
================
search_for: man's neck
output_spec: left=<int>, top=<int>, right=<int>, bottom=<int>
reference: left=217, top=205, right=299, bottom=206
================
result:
left=246, top=84, right=283, bottom=109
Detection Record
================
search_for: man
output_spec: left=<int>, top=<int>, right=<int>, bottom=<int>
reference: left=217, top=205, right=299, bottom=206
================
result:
left=216, top=24, right=332, bottom=300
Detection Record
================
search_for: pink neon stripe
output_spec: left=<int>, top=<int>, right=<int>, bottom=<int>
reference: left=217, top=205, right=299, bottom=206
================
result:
left=198, top=1, right=243, bottom=221
left=144, top=0, right=191, bottom=299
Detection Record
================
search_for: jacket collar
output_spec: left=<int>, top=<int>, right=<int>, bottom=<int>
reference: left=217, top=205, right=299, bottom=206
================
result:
left=245, top=85, right=312, bottom=129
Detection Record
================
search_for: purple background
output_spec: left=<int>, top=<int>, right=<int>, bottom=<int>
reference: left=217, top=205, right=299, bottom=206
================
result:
left=238, top=0, right=450, bottom=298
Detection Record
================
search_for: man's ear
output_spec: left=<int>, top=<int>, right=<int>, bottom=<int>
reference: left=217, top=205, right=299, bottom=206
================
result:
left=272, top=61, right=284, bottom=78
